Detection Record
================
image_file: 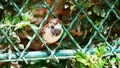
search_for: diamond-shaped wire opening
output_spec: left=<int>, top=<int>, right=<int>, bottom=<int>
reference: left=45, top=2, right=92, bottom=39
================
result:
left=74, top=0, right=120, bottom=53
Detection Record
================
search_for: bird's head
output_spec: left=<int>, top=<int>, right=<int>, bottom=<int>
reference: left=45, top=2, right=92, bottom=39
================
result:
left=48, top=19, right=63, bottom=36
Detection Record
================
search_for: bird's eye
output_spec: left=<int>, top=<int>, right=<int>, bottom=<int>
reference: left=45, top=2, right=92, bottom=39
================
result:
left=51, top=26, right=54, bottom=28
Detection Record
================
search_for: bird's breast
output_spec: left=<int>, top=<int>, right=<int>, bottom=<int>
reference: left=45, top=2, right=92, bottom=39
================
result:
left=42, top=29, right=63, bottom=44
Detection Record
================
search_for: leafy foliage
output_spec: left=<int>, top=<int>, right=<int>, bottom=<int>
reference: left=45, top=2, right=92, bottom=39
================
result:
left=76, top=45, right=120, bottom=68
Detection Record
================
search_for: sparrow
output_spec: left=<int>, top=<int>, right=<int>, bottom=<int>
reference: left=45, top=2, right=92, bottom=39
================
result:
left=42, top=18, right=63, bottom=44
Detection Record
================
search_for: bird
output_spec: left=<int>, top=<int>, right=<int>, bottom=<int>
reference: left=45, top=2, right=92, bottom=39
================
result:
left=42, top=18, right=63, bottom=44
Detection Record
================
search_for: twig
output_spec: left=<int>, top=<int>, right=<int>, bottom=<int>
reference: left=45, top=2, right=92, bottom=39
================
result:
left=106, top=19, right=118, bottom=40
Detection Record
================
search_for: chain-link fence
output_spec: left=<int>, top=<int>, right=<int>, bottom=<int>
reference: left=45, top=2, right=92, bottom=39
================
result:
left=0, top=0, right=120, bottom=64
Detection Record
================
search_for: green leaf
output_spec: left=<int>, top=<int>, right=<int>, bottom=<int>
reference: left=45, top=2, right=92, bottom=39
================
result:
left=76, top=51, right=86, bottom=59
left=76, top=51, right=91, bottom=66
left=4, top=13, right=12, bottom=25
left=95, top=21, right=100, bottom=27
left=96, top=44, right=106, bottom=58
left=13, top=16, right=20, bottom=23
left=14, top=21, right=29, bottom=30
left=22, top=12, right=33, bottom=21
left=100, top=9, right=106, bottom=17
left=82, top=29, right=87, bottom=40
left=92, top=5, right=106, bottom=17
left=80, top=63, right=86, bottom=68
left=0, top=3, right=4, bottom=9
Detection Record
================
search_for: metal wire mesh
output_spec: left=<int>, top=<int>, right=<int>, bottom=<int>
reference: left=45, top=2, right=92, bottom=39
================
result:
left=0, top=0, right=120, bottom=63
